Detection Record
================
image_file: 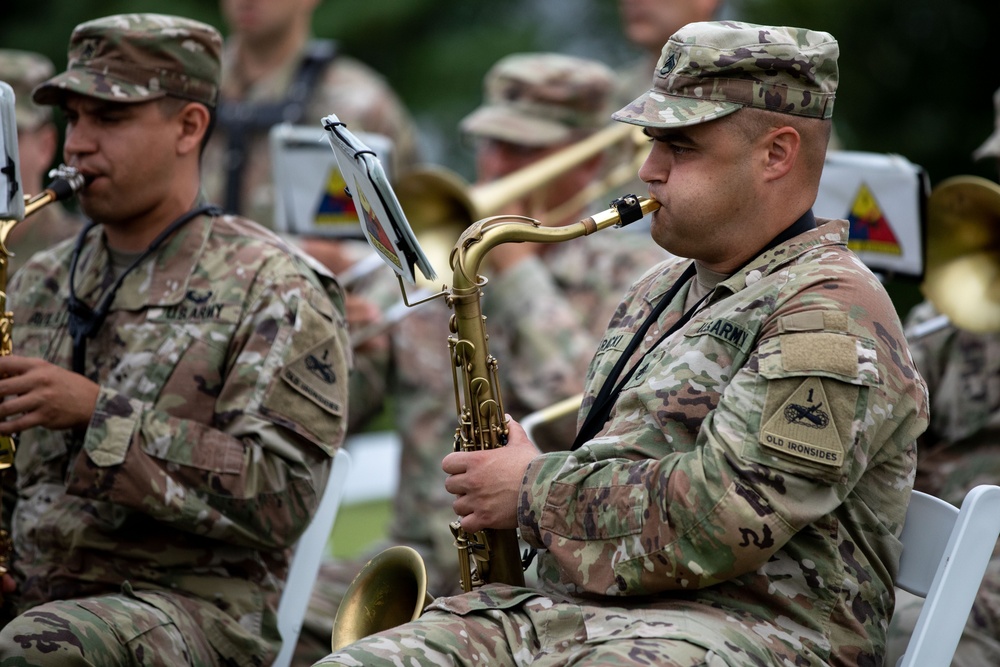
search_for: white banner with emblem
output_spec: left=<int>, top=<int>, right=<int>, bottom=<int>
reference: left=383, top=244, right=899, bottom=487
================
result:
left=814, top=150, right=928, bottom=280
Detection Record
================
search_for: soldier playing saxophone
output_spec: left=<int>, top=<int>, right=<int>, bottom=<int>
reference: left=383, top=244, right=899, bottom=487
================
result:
left=317, top=21, right=928, bottom=667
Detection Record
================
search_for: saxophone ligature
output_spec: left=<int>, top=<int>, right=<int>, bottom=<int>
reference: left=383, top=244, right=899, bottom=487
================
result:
left=330, top=193, right=660, bottom=650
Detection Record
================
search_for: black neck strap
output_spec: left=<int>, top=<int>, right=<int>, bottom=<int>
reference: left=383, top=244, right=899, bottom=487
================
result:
left=66, top=204, right=222, bottom=376
left=571, top=210, right=817, bottom=450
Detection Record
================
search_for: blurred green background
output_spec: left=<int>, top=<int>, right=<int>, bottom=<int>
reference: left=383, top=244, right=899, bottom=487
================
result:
left=5, top=0, right=998, bottom=556
left=5, top=0, right=997, bottom=189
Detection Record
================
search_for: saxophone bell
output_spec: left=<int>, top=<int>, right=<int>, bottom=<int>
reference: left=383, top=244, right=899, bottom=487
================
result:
left=330, top=546, right=433, bottom=652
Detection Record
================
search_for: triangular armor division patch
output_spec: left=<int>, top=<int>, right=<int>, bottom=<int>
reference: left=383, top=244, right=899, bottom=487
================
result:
left=846, top=182, right=902, bottom=256
left=314, top=166, right=357, bottom=224
left=760, top=377, right=844, bottom=468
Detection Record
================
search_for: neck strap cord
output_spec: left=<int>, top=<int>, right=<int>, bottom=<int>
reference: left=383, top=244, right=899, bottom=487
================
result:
left=66, top=204, right=222, bottom=375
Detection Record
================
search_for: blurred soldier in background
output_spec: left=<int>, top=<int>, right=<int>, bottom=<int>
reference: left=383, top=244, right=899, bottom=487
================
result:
left=202, top=0, right=424, bottom=429
left=291, top=51, right=672, bottom=666
left=0, top=49, right=80, bottom=277
left=203, top=0, right=420, bottom=228
left=614, top=0, right=722, bottom=107
left=886, top=85, right=1000, bottom=667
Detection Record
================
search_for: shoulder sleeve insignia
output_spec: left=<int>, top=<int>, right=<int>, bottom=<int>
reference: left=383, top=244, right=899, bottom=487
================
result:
left=281, top=336, right=343, bottom=415
left=760, top=376, right=844, bottom=467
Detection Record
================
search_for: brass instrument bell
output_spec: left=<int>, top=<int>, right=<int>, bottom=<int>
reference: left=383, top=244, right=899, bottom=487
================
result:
left=922, top=175, right=1000, bottom=333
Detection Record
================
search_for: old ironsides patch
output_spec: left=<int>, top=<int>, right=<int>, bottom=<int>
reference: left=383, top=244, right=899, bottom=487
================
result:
left=760, top=376, right=844, bottom=467
left=281, top=336, right=342, bottom=415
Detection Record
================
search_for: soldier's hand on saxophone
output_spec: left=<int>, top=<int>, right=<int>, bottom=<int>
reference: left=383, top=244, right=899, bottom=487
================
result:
left=0, top=355, right=99, bottom=433
left=442, top=417, right=538, bottom=533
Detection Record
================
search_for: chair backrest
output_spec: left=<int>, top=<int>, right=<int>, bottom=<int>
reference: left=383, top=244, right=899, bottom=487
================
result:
left=895, top=484, right=1000, bottom=667
left=273, top=448, right=352, bottom=667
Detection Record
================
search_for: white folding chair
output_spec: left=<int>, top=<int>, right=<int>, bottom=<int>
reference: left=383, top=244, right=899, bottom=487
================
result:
left=895, top=484, right=1000, bottom=667
left=273, top=448, right=352, bottom=667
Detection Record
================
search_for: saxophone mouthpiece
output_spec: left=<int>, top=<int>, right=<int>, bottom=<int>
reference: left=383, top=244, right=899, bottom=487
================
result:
left=45, top=165, right=89, bottom=201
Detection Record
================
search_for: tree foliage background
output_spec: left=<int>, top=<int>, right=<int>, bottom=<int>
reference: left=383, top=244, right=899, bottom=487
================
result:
left=4, top=0, right=999, bottom=313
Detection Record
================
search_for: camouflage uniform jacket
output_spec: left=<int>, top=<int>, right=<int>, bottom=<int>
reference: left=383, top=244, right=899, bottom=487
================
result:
left=202, top=39, right=420, bottom=227
left=6, top=211, right=351, bottom=663
left=498, top=219, right=927, bottom=665
left=6, top=203, right=81, bottom=279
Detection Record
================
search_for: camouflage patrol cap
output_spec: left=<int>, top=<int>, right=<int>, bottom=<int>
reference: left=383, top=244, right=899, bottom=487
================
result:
left=0, top=49, right=55, bottom=130
left=973, top=87, right=1000, bottom=161
left=613, top=21, right=838, bottom=129
left=460, top=52, right=615, bottom=147
left=32, top=13, right=222, bottom=108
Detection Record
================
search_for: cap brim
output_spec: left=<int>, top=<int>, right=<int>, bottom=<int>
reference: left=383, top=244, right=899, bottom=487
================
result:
left=32, top=69, right=168, bottom=106
left=973, top=129, right=1000, bottom=161
left=459, top=106, right=572, bottom=147
left=612, top=89, right=743, bottom=128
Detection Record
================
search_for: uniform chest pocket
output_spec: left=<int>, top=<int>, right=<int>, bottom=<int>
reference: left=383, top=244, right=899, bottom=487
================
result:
left=107, top=319, right=234, bottom=418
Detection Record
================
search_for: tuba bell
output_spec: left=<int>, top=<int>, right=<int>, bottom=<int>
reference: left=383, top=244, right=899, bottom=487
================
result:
left=917, top=175, right=1000, bottom=335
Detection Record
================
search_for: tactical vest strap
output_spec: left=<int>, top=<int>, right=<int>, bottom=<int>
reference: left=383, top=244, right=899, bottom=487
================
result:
left=217, top=40, right=339, bottom=215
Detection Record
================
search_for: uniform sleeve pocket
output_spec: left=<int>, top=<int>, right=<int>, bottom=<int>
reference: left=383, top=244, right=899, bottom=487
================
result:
left=260, top=300, right=349, bottom=456
left=540, top=481, right=644, bottom=540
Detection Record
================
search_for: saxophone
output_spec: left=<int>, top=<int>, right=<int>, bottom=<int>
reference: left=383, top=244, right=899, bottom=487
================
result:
left=0, top=165, right=87, bottom=597
left=331, top=193, right=659, bottom=649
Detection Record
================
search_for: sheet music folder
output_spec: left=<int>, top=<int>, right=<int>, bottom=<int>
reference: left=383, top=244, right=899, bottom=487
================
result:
left=321, top=114, right=435, bottom=285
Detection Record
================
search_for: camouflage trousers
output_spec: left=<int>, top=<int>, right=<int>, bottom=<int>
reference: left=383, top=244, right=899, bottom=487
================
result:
left=314, top=596, right=726, bottom=667
left=0, top=588, right=220, bottom=666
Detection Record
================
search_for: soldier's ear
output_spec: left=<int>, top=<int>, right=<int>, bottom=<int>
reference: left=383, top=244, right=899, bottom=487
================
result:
left=175, top=101, right=211, bottom=157
left=761, top=125, right=800, bottom=183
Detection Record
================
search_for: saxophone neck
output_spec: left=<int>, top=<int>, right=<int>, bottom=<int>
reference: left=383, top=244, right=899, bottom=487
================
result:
left=450, top=195, right=659, bottom=289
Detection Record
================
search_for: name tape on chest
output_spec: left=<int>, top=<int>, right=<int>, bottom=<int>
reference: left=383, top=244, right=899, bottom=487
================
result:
left=596, top=332, right=630, bottom=355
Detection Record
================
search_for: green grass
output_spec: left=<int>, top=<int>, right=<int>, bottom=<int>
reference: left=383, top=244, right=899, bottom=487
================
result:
left=327, top=498, right=393, bottom=560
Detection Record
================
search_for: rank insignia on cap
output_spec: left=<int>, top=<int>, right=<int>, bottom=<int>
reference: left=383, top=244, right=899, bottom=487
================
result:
left=80, top=40, right=97, bottom=61
left=659, top=53, right=677, bottom=76
left=759, top=377, right=844, bottom=467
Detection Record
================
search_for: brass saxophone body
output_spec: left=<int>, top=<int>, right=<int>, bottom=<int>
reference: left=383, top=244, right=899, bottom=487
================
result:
left=331, top=194, right=659, bottom=649
left=0, top=165, right=86, bottom=597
